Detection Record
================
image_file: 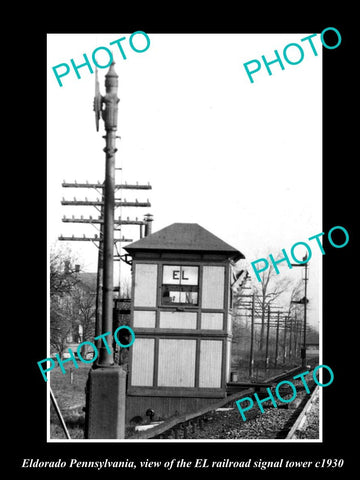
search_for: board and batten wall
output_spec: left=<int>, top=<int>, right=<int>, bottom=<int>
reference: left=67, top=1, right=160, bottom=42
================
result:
left=128, top=260, right=232, bottom=395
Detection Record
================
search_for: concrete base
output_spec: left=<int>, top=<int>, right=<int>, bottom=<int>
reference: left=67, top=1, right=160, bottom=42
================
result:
left=85, top=366, right=126, bottom=439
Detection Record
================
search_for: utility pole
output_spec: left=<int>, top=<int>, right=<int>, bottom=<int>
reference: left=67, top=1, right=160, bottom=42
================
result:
left=249, top=293, right=255, bottom=378
left=291, top=258, right=310, bottom=368
left=303, top=262, right=308, bottom=367
left=60, top=150, right=151, bottom=352
left=283, top=316, right=287, bottom=364
left=274, top=311, right=280, bottom=368
left=288, top=314, right=293, bottom=360
left=265, top=304, right=270, bottom=370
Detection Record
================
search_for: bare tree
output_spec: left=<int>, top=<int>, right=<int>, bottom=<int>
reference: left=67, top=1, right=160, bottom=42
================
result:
left=50, top=245, right=81, bottom=356
left=50, top=296, right=74, bottom=356
left=286, top=279, right=303, bottom=317
left=119, top=279, right=131, bottom=300
left=251, top=255, right=292, bottom=351
left=72, top=285, right=96, bottom=342
left=50, top=244, right=80, bottom=298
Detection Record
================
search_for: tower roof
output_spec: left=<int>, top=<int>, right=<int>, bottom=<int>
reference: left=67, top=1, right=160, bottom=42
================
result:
left=124, top=223, right=244, bottom=260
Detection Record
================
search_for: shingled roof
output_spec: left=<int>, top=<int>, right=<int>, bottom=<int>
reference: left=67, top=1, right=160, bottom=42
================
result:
left=124, top=223, right=244, bottom=260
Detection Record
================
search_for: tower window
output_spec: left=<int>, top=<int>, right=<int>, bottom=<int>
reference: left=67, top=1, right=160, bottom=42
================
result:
left=161, top=265, right=199, bottom=305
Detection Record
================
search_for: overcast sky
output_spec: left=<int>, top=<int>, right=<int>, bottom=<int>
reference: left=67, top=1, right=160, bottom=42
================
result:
left=47, top=33, right=323, bottom=328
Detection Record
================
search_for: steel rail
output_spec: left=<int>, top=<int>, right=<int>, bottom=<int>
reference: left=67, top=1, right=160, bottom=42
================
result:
left=286, top=385, right=319, bottom=439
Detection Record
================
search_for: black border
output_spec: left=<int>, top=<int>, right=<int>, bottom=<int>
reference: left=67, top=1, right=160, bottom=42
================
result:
left=16, top=13, right=354, bottom=477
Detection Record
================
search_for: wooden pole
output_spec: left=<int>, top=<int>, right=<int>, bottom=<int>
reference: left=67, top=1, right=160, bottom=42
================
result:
left=265, top=304, right=270, bottom=370
left=249, top=293, right=255, bottom=378
left=275, top=311, right=280, bottom=367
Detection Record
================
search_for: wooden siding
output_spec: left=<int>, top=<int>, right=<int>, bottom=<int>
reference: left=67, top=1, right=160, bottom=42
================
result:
left=131, top=338, right=155, bottom=386
left=159, top=311, right=197, bottom=329
left=134, top=263, right=158, bottom=307
left=133, top=310, right=156, bottom=328
left=157, top=339, right=196, bottom=387
left=201, top=312, right=223, bottom=330
left=201, top=266, right=225, bottom=309
left=128, top=258, right=233, bottom=406
left=199, top=340, right=223, bottom=388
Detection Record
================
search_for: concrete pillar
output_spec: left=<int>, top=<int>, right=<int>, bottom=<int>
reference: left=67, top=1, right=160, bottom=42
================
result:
left=85, top=366, right=126, bottom=439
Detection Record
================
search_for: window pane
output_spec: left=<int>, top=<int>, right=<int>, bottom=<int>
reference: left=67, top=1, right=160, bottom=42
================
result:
left=162, top=265, right=198, bottom=285
left=162, top=266, right=199, bottom=305
left=163, top=265, right=181, bottom=284
left=169, top=290, right=181, bottom=303
left=162, top=286, right=198, bottom=305
left=181, top=291, right=198, bottom=304
left=179, top=266, right=198, bottom=285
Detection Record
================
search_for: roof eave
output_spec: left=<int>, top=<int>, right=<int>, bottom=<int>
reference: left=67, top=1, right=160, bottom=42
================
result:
left=124, top=246, right=245, bottom=261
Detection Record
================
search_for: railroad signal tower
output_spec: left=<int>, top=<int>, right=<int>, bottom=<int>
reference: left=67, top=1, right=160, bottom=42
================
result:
left=123, top=222, right=245, bottom=423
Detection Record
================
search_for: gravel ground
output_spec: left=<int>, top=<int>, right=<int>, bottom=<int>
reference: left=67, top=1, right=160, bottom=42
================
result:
left=183, top=404, right=300, bottom=440
left=292, top=388, right=319, bottom=439
left=178, top=376, right=319, bottom=440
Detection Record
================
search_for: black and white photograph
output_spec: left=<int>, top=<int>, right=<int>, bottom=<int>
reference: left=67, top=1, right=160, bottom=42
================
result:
left=13, top=18, right=354, bottom=476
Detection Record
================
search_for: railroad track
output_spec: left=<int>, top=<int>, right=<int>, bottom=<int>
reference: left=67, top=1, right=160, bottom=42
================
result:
left=128, top=364, right=319, bottom=440
left=286, top=385, right=319, bottom=439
